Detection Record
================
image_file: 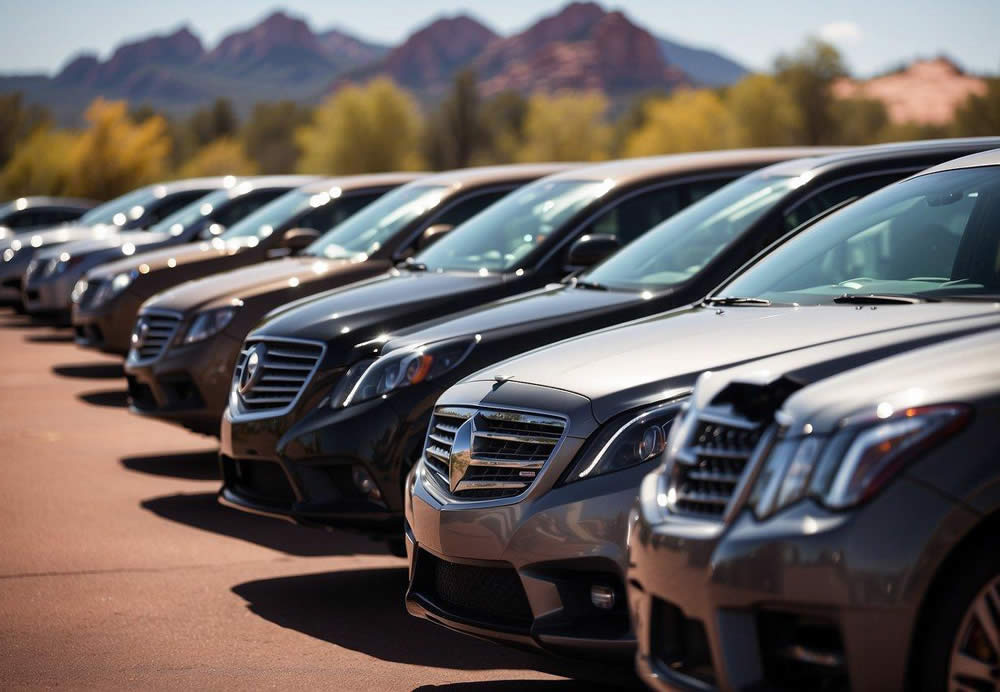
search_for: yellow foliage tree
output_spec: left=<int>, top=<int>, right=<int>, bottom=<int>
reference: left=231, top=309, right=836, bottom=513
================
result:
left=726, top=74, right=804, bottom=146
left=178, top=138, right=258, bottom=177
left=516, top=91, right=611, bottom=162
left=0, top=127, right=78, bottom=197
left=68, top=98, right=171, bottom=200
left=296, top=78, right=424, bottom=174
left=625, top=89, right=738, bottom=157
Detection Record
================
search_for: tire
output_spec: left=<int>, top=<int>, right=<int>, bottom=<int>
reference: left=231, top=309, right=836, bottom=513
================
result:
left=912, top=539, right=1000, bottom=691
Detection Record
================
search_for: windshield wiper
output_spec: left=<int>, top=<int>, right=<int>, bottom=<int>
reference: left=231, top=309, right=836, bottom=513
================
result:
left=571, top=278, right=607, bottom=291
left=832, top=293, right=932, bottom=305
left=396, top=259, right=428, bottom=271
left=705, top=296, right=771, bottom=306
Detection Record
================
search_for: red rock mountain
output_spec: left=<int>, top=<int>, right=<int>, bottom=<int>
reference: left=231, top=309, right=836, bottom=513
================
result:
left=202, top=11, right=332, bottom=75
left=317, top=29, right=388, bottom=68
left=56, top=27, right=203, bottom=88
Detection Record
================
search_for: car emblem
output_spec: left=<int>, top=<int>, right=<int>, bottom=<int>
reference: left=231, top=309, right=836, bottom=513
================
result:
left=448, top=416, right=476, bottom=493
left=131, top=321, right=150, bottom=350
left=239, top=344, right=266, bottom=395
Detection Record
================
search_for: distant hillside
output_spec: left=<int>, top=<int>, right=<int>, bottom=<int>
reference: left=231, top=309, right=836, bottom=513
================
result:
left=832, top=58, right=987, bottom=125
left=0, top=2, right=750, bottom=121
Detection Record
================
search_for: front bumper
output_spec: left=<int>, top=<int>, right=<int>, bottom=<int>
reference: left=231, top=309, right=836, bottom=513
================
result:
left=404, top=458, right=647, bottom=659
left=124, top=329, right=241, bottom=436
left=23, top=271, right=78, bottom=316
left=0, top=252, right=30, bottom=305
left=628, top=472, right=967, bottom=692
left=72, top=292, right=144, bottom=355
left=218, top=391, right=417, bottom=535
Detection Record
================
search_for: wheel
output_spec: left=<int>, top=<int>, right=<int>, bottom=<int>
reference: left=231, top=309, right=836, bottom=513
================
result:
left=913, top=543, right=1000, bottom=691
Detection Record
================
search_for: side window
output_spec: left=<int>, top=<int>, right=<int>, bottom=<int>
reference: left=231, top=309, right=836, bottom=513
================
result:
left=7, top=209, right=83, bottom=228
left=582, top=185, right=686, bottom=245
left=432, top=189, right=511, bottom=228
left=686, top=177, right=736, bottom=204
left=783, top=173, right=910, bottom=231
left=213, top=190, right=285, bottom=229
left=146, top=191, right=207, bottom=225
left=300, top=192, right=382, bottom=232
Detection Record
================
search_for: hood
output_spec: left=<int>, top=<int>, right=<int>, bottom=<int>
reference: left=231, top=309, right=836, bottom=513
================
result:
left=145, top=256, right=357, bottom=313
left=382, top=283, right=647, bottom=354
left=4, top=224, right=120, bottom=250
left=87, top=240, right=242, bottom=281
left=34, top=231, right=170, bottom=262
left=253, top=269, right=507, bottom=343
left=465, top=302, right=1000, bottom=423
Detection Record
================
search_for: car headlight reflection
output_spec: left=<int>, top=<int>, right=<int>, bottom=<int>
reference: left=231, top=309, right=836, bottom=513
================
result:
left=183, top=307, right=237, bottom=344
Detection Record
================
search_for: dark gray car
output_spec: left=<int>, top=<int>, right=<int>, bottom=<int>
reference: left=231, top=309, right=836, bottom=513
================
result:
left=403, top=144, right=1000, bottom=660
left=629, top=324, right=1000, bottom=691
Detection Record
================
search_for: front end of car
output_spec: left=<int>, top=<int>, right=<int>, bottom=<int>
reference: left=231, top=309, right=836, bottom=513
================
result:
left=628, top=382, right=975, bottom=691
left=404, top=375, right=689, bottom=658
left=71, top=269, right=146, bottom=354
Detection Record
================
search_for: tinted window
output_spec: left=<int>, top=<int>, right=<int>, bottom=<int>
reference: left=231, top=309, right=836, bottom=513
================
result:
left=143, top=190, right=209, bottom=226
left=78, top=187, right=160, bottom=226
left=221, top=189, right=314, bottom=241
left=4, top=208, right=83, bottom=228
left=298, top=191, right=382, bottom=232
left=583, top=184, right=687, bottom=245
left=416, top=179, right=613, bottom=272
left=722, top=166, right=1000, bottom=304
left=431, top=189, right=512, bottom=228
left=782, top=172, right=911, bottom=230
left=210, top=189, right=286, bottom=230
left=151, top=189, right=232, bottom=237
left=582, top=172, right=802, bottom=291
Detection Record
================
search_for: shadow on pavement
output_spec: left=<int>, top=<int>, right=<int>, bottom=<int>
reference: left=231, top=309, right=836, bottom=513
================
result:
left=141, top=492, right=386, bottom=557
left=122, top=450, right=220, bottom=480
left=0, top=313, right=52, bottom=329
left=413, top=681, right=630, bottom=691
left=25, top=332, right=74, bottom=344
left=53, top=362, right=124, bottom=379
left=77, top=389, right=128, bottom=407
left=231, top=568, right=631, bottom=686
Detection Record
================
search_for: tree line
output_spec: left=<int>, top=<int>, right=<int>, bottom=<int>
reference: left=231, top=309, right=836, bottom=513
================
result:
left=2, top=40, right=998, bottom=200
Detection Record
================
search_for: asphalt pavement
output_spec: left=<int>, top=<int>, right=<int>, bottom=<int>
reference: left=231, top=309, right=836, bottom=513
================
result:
left=0, top=311, right=630, bottom=690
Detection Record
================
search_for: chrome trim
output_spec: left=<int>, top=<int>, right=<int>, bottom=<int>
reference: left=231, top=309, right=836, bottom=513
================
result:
left=228, top=335, right=327, bottom=422
left=126, top=308, right=185, bottom=365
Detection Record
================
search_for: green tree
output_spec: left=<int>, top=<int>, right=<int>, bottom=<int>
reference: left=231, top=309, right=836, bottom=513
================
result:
left=242, top=101, right=312, bottom=173
left=829, top=97, right=890, bottom=144
left=516, top=91, right=611, bottom=162
left=479, top=90, right=529, bottom=164
left=188, top=98, right=239, bottom=147
left=423, top=70, right=488, bottom=170
left=68, top=98, right=171, bottom=200
left=624, top=89, right=737, bottom=156
left=774, top=38, right=847, bottom=144
left=0, top=92, right=51, bottom=169
left=0, top=127, right=78, bottom=197
left=178, top=138, right=258, bottom=178
left=612, top=89, right=670, bottom=156
left=952, top=77, right=1000, bottom=136
left=726, top=74, right=803, bottom=146
left=296, top=78, right=425, bottom=174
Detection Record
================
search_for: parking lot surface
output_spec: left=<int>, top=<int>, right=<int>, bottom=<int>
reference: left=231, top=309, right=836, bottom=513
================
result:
left=0, top=313, right=623, bottom=690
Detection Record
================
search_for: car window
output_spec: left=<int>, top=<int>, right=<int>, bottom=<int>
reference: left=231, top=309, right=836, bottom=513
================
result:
left=415, top=179, right=614, bottom=272
left=298, top=191, right=382, bottom=233
left=430, top=189, right=512, bottom=228
left=721, top=166, right=1000, bottom=304
left=145, top=190, right=209, bottom=226
left=584, top=184, right=692, bottom=246
left=210, top=189, right=286, bottom=231
left=78, top=187, right=159, bottom=227
left=6, top=209, right=82, bottom=228
left=782, top=172, right=912, bottom=230
left=582, top=172, right=803, bottom=291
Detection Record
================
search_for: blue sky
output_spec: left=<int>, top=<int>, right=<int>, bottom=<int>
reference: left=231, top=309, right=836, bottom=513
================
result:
left=1, top=0, right=998, bottom=77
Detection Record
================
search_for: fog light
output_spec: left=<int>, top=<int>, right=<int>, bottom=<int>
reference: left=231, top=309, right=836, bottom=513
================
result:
left=591, top=584, right=615, bottom=610
left=352, top=465, right=382, bottom=501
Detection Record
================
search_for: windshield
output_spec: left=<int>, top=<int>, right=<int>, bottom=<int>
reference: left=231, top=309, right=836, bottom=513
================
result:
left=416, top=179, right=612, bottom=272
left=150, top=189, right=230, bottom=237
left=219, top=189, right=312, bottom=241
left=721, top=166, right=1000, bottom=304
left=78, top=187, right=158, bottom=227
left=305, top=184, right=451, bottom=260
left=582, top=173, right=803, bottom=291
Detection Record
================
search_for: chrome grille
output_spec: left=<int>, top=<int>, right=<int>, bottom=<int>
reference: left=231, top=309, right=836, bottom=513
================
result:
left=424, top=406, right=566, bottom=500
left=128, top=311, right=182, bottom=362
left=668, top=411, right=763, bottom=517
left=232, top=337, right=325, bottom=417
left=24, top=259, right=45, bottom=286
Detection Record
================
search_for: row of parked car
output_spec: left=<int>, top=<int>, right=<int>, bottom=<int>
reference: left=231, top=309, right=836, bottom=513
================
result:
left=4, top=137, right=1000, bottom=691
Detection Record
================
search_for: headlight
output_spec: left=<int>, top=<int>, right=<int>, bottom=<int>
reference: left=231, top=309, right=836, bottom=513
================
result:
left=71, top=279, right=88, bottom=304
left=183, top=307, right=237, bottom=344
left=3, top=248, right=15, bottom=262
left=92, top=271, right=136, bottom=307
left=562, top=398, right=687, bottom=484
left=750, top=403, right=970, bottom=517
left=46, top=252, right=81, bottom=277
left=338, top=338, right=476, bottom=407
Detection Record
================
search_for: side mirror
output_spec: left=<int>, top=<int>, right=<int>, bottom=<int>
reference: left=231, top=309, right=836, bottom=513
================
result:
left=281, top=227, right=321, bottom=252
left=565, top=233, right=621, bottom=270
left=417, top=224, right=453, bottom=251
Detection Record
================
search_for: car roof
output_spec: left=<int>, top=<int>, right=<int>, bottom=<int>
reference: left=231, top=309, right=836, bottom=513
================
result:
left=2, top=196, right=98, bottom=209
left=760, top=137, right=1000, bottom=178
left=542, top=148, right=841, bottom=186
left=418, top=163, right=579, bottom=189
left=299, top=172, right=427, bottom=194
left=913, top=146, right=1000, bottom=176
left=231, top=175, right=321, bottom=190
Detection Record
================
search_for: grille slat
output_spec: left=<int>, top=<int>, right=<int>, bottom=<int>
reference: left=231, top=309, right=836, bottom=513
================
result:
left=232, top=338, right=325, bottom=417
left=423, top=406, right=565, bottom=500
left=128, top=312, right=182, bottom=363
left=668, top=413, right=763, bottom=519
